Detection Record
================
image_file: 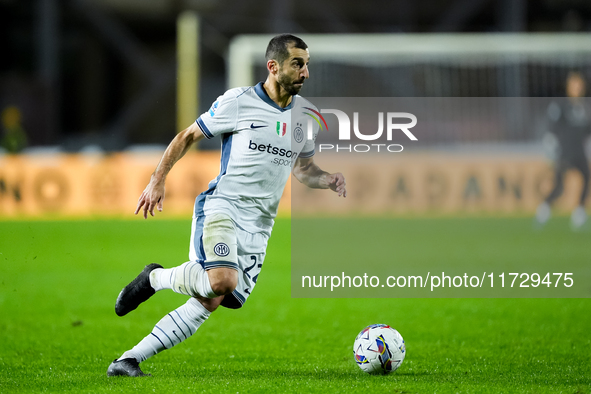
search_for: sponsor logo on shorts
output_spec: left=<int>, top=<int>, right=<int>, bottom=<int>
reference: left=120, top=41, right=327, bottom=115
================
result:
left=214, top=243, right=230, bottom=257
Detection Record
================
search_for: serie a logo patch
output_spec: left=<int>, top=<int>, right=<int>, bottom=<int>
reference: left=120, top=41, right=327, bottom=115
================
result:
left=208, top=100, right=219, bottom=116
left=276, top=121, right=287, bottom=137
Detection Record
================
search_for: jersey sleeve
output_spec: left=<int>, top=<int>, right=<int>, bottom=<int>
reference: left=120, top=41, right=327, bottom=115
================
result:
left=196, top=90, right=238, bottom=139
left=299, top=103, right=320, bottom=158
left=299, top=132, right=316, bottom=158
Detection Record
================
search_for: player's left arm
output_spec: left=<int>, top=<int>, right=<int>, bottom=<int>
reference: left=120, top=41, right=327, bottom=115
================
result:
left=292, top=157, right=347, bottom=197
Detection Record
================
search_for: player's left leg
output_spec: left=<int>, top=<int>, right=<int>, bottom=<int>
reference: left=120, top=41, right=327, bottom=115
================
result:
left=148, top=213, right=239, bottom=297
left=545, top=160, right=568, bottom=204
left=219, top=227, right=268, bottom=309
left=114, top=262, right=228, bottom=316
left=115, top=214, right=238, bottom=316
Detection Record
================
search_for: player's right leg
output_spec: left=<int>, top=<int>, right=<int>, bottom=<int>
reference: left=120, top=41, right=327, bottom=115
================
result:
left=536, top=161, right=567, bottom=226
left=534, top=201, right=551, bottom=226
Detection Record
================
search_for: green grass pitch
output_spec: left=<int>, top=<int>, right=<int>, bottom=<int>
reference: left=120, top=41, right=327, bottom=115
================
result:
left=0, top=217, right=589, bottom=393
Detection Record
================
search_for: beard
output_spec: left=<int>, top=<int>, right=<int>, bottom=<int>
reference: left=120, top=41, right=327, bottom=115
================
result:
left=278, top=70, right=304, bottom=96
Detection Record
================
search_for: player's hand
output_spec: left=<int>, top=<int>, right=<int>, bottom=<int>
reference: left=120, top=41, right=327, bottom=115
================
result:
left=326, top=172, right=347, bottom=197
left=135, top=177, right=165, bottom=219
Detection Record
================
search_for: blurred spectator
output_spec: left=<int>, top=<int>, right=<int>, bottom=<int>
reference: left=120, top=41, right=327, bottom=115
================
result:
left=1, top=105, right=28, bottom=153
left=536, top=72, right=591, bottom=230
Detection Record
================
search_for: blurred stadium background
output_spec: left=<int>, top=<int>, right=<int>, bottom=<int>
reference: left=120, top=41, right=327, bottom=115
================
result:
left=1, top=0, right=591, bottom=216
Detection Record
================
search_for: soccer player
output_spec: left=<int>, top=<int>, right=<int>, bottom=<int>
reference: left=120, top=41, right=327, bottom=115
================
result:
left=107, top=34, right=346, bottom=377
left=535, top=71, right=590, bottom=230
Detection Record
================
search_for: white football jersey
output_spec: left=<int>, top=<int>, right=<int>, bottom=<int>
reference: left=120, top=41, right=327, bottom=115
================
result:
left=194, top=82, right=318, bottom=235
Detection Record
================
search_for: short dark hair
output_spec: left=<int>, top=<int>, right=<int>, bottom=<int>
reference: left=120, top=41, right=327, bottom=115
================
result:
left=265, top=34, right=308, bottom=65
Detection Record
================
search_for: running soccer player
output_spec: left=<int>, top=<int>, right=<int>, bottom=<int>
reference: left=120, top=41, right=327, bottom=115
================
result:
left=535, top=71, right=591, bottom=230
left=107, top=34, right=346, bottom=377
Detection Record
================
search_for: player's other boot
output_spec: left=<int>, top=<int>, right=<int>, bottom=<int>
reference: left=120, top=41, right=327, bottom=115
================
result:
left=106, top=358, right=151, bottom=377
left=115, top=263, right=163, bottom=316
left=570, top=205, right=587, bottom=231
left=534, top=202, right=551, bottom=228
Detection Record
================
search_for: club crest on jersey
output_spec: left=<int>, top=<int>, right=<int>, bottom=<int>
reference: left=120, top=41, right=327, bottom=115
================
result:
left=276, top=121, right=287, bottom=137
left=293, top=123, right=304, bottom=143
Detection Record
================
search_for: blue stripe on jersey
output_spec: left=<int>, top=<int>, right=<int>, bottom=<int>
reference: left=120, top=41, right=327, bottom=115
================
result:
left=196, top=117, right=214, bottom=139
left=254, top=82, right=295, bottom=112
left=194, top=132, right=233, bottom=217
left=299, top=149, right=315, bottom=158
left=194, top=217, right=206, bottom=261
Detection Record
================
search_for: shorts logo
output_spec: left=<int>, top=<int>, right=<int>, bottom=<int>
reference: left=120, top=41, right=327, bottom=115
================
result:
left=293, top=124, right=304, bottom=143
left=214, top=243, right=230, bottom=257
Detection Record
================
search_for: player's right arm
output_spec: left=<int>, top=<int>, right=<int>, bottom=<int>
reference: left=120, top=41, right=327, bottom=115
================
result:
left=135, top=122, right=206, bottom=219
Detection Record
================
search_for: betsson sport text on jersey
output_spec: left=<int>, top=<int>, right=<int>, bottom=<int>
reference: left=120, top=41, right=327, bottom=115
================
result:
left=248, top=139, right=298, bottom=166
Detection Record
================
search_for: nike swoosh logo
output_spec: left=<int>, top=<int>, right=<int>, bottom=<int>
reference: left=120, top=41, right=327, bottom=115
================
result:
left=250, top=123, right=265, bottom=129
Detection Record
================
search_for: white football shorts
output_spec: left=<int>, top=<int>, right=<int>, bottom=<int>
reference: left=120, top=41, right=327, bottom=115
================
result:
left=189, top=213, right=268, bottom=309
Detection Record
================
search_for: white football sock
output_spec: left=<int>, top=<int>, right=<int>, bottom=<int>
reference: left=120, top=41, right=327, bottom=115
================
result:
left=535, top=202, right=551, bottom=224
left=150, top=261, right=218, bottom=299
left=118, top=297, right=210, bottom=363
left=571, top=205, right=587, bottom=230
